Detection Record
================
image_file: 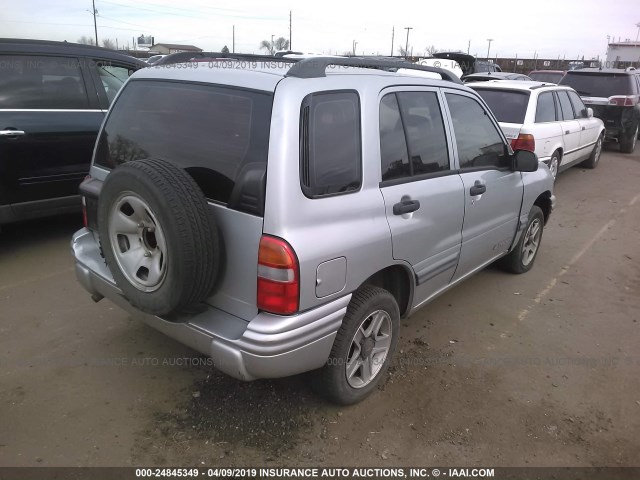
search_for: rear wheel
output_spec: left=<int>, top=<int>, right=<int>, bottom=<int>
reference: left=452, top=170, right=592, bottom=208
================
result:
left=581, top=134, right=603, bottom=169
left=620, top=124, right=638, bottom=154
left=311, top=285, right=399, bottom=405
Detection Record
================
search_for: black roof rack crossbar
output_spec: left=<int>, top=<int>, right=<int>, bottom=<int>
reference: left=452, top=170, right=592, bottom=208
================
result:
left=284, top=56, right=463, bottom=84
left=154, top=51, right=300, bottom=66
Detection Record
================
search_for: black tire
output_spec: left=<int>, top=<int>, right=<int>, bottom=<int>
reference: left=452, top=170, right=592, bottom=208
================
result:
left=97, top=159, right=220, bottom=316
left=619, top=123, right=638, bottom=154
left=311, top=285, right=400, bottom=405
left=499, top=206, right=544, bottom=274
left=581, top=134, right=603, bottom=169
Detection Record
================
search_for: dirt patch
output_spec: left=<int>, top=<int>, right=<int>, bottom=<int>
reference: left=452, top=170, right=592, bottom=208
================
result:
left=134, top=367, right=324, bottom=463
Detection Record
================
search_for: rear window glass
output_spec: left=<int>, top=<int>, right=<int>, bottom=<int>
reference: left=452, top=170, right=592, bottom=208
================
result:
left=560, top=73, right=633, bottom=97
left=473, top=89, right=530, bottom=124
left=95, top=80, right=273, bottom=213
left=529, top=72, right=565, bottom=83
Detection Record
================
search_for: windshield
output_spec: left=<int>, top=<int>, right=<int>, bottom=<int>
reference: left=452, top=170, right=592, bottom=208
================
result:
left=559, top=73, right=633, bottom=97
left=473, top=89, right=530, bottom=124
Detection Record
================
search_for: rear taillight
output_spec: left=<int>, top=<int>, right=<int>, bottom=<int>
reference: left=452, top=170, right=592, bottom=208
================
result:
left=257, top=235, right=299, bottom=315
left=608, top=95, right=639, bottom=107
left=511, top=133, right=535, bottom=152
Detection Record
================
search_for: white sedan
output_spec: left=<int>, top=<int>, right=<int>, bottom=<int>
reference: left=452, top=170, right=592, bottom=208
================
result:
left=468, top=81, right=605, bottom=180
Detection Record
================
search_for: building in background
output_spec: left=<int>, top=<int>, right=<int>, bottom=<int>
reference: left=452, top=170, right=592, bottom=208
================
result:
left=606, top=41, right=640, bottom=67
left=149, top=43, right=202, bottom=55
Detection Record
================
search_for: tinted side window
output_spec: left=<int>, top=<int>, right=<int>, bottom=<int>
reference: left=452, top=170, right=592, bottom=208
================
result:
left=379, top=94, right=410, bottom=182
left=0, top=55, right=88, bottom=109
left=556, top=91, right=575, bottom=120
left=445, top=93, right=509, bottom=170
left=300, top=91, right=361, bottom=197
left=96, top=63, right=131, bottom=104
left=396, top=92, right=450, bottom=175
left=535, top=92, right=557, bottom=123
left=567, top=90, right=587, bottom=118
left=96, top=80, right=273, bottom=214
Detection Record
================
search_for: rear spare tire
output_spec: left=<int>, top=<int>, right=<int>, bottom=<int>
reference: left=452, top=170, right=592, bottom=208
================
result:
left=97, top=159, right=220, bottom=316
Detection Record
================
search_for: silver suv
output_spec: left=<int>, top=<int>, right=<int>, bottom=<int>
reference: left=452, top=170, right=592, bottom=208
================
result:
left=72, top=54, right=555, bottom=404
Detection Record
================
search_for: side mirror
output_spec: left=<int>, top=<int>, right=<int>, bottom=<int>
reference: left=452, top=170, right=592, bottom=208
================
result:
left=512, top=150, right=538, bottom=172
left=586, top=107, right=594, bottom=118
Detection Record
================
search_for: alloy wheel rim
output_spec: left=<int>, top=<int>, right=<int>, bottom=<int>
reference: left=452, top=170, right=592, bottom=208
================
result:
left=345, top=310, right=392, bottom=388
left=594, top=137, right=602, bottom=163
left=550, top=156, right=559, bottom=179
left=521, top=218, right=542, bottom=266
left=109, top=193, right=168, bottom=292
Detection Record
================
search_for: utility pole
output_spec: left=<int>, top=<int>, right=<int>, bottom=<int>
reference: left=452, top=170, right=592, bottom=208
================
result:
left=233, top=25, right=235, bottom=53
left=91, top=0, right=98, bottom=45
left=467, top=39, right=471, bottom=54
left=391, top=27, right=394, bottom=57
left=289, top=11, right=292, bottom=49
left=352, top=40, right=358, bottom=56
left=635, top=22, right=640, bottom=43
left=404, top=27, right=412, bottom=59
left=271, top=34, right=274, bottom=55
left=486, top=38, right=493, bottom=59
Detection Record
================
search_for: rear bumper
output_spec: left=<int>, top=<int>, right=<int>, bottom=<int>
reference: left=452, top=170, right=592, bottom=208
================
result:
left=71, top=228, right=349, bottom=381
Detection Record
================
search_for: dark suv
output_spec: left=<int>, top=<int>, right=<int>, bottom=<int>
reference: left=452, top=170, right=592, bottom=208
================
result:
left=0, top=39, right=146, bottom=224
left=559, top=68, right=640, bottom=153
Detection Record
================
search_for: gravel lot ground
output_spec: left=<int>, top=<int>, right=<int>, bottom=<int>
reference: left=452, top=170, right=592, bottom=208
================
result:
left=1, top=146, right=639, bottom=468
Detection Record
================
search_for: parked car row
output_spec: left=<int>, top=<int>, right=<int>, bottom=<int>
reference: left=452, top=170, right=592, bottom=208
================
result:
left=1, top=39, right=638, bottom=228
left=0, top=38, right=146, bottom=224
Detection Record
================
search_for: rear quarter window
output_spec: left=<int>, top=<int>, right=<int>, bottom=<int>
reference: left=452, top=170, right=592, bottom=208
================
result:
left=300, top=91, right=361, bottom=198
left=95, top=80, right=273, bottom=215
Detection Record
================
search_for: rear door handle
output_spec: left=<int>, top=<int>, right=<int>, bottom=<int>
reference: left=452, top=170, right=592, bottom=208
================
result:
left=393, top=199, right=421, bottom=215
left=470, top=183, right=486, bottom=196
left=0, top=130, right=26, bottom=137
left=565, top=130, right=570, bottom=135
left=582, top=126, right=585, bottom=130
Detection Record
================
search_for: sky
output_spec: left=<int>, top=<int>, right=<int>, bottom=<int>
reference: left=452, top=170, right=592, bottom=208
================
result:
left=2, top=0, right=640, bottom=60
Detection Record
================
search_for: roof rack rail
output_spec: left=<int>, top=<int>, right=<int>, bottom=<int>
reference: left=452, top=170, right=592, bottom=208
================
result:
left=284, top=56, right=462, bottom=84
left=154, top=51, right=300, bottom=66
left=529, top=83, right=554, bottom=90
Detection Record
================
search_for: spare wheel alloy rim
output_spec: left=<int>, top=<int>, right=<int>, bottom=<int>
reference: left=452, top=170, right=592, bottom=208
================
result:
left=109, top=193, right=168, bottom=292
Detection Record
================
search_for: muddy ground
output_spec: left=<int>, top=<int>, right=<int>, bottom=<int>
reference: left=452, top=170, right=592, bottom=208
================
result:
left=1, top=146, right=639, bottom=468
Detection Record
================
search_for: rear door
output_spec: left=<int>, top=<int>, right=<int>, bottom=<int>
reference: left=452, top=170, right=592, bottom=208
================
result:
left=532, top=90, right=564, bottom=162
left=567, top=89, right=599, bottom=148
left=0, top=54, right=103, bottom=207
left=442, top=90, right=523, bottom=281
left=378, top=89, right=465, bottom=304
left=555, top=90, right=582, bottom=165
